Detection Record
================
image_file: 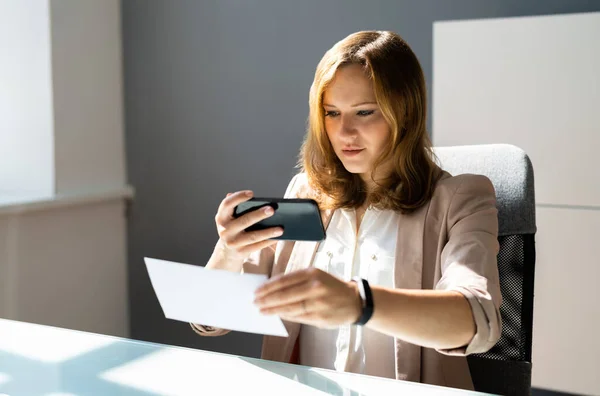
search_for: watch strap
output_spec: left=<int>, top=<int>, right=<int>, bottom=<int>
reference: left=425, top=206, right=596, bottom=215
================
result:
left=352, top=277, right=374, bottom=326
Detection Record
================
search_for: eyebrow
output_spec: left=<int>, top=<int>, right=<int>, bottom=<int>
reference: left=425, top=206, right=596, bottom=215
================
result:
left=323, top=101, right=378, bottom=108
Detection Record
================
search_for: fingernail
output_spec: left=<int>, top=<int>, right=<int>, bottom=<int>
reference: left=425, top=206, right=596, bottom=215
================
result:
left=264, top=207, right=274, bottom=215
left=246, top=191, right=253, bottom=197
left=273, top=228, right=283, bottom=236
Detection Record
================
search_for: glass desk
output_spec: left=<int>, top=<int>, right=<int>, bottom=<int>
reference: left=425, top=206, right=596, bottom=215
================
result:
left=0, top=319, right=493, bottom=396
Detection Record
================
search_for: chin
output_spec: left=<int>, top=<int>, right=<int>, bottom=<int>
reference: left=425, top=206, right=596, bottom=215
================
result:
left=340, top=163, right=369, bottom=175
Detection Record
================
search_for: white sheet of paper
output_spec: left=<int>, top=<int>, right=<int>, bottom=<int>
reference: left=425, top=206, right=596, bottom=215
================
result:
left=144, top=257, right=288, bottom=337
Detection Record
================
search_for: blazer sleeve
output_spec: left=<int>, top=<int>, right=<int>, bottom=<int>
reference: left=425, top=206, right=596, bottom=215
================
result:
left=435, top=174, right=502, bottom=356
left=191, top=174, right=302, bottom=337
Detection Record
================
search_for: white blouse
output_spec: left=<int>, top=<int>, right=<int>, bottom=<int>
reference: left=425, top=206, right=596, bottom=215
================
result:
left=299, top=206, right=399, bottom=379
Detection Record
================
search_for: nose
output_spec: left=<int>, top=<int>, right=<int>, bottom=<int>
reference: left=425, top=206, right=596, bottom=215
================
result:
left=339, top=115, right=358, bottom=137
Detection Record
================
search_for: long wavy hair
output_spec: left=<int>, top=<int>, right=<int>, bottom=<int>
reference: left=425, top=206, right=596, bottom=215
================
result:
left=299, top=31, right=440, bottom=214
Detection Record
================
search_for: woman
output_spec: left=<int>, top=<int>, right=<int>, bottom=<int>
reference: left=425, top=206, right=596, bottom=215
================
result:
left=192, top=31, right=501, bottom=391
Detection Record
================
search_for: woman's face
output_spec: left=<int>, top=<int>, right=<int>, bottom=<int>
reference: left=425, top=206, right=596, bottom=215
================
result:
left=323, top=64, right=391, bottom=182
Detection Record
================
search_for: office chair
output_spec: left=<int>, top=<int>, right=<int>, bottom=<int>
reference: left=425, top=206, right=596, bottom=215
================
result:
left=434, top=144, right=536, bottom=396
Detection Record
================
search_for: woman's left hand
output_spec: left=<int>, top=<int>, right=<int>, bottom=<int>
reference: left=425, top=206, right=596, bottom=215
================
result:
left=254, top=268, right=362, bottom=329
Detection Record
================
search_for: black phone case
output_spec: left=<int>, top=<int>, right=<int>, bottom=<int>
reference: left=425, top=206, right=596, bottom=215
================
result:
left=233, top=198, right=326, bottom=242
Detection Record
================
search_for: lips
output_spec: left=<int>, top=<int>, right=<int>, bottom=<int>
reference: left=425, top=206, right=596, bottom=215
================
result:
left=341, top=148, right=364, bottom=157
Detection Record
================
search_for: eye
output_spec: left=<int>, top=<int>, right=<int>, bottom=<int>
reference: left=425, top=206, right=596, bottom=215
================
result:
left=324, top=110, right=340, bottom=117
left=357, top=110, right=375, bottom=117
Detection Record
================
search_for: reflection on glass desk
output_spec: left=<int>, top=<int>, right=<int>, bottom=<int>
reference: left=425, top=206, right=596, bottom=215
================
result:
left=0, top=319, right=494, bottom=396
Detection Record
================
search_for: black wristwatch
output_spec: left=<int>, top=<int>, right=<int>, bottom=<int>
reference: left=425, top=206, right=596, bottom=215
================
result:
left=352, top=277, right=374, bottom=326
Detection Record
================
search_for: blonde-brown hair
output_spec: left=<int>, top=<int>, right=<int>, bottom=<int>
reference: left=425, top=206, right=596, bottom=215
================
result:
left=299, top=31, right=440, bottom=214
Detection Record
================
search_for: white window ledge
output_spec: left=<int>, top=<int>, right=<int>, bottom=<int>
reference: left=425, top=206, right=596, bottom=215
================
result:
left=0, top=185, right=134, bottom=216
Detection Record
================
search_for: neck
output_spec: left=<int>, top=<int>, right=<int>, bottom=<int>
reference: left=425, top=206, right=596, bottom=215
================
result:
left=360, top=173, right=381, bottom=195
left=358, top=177, right=374, bottom=211
left=360, top=160, right=393, bottom=194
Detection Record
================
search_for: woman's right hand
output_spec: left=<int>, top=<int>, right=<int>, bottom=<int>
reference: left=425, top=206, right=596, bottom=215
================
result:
left=215, top=190, right=283, bottom=260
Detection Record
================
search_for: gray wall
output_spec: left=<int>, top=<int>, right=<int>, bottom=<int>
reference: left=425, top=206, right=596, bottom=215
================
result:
left=121, top=0, right=600, bottom=359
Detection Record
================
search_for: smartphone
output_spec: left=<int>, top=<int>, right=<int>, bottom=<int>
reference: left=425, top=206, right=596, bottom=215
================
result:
left=233, top=198, right=326, bottom=242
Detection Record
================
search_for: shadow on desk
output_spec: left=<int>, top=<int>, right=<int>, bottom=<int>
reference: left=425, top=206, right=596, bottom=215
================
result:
left=0, top=342, right=160, bottom=396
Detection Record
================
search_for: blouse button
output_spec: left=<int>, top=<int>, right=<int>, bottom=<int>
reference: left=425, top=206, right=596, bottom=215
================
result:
left=371, top=254, right=378, bottom=261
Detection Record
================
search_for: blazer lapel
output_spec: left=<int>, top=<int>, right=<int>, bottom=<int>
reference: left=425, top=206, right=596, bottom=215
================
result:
left=394, top=200, right=431, bottom=382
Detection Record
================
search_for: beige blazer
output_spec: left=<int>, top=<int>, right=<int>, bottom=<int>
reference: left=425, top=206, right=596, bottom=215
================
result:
left=192, top=170, right=502, bottom=391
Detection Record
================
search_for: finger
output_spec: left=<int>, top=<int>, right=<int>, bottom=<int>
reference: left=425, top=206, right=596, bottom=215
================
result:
left=223, top=205, right=277, bottom=236
left=216, top=190, right=254, bottom=222
left=236, top=237, right=278, bottom=256
left=255, top=268, right=317, bottom=298
left=279, top=312, right=322, bottom=326
left=255, top=280, right=322, bottom=309
left=224, top=225, right=283, bottom=249
left=260, top=299, right=308, bottom=317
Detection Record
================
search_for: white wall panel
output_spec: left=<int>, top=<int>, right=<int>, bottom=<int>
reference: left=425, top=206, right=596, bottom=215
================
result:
left=0, top=1, right=54, bottom=195
left=51, top=0, right=127, bottom=195
left=533, top=207, right=600, bottom=394
left=433, top=12, right=600, bottom=207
